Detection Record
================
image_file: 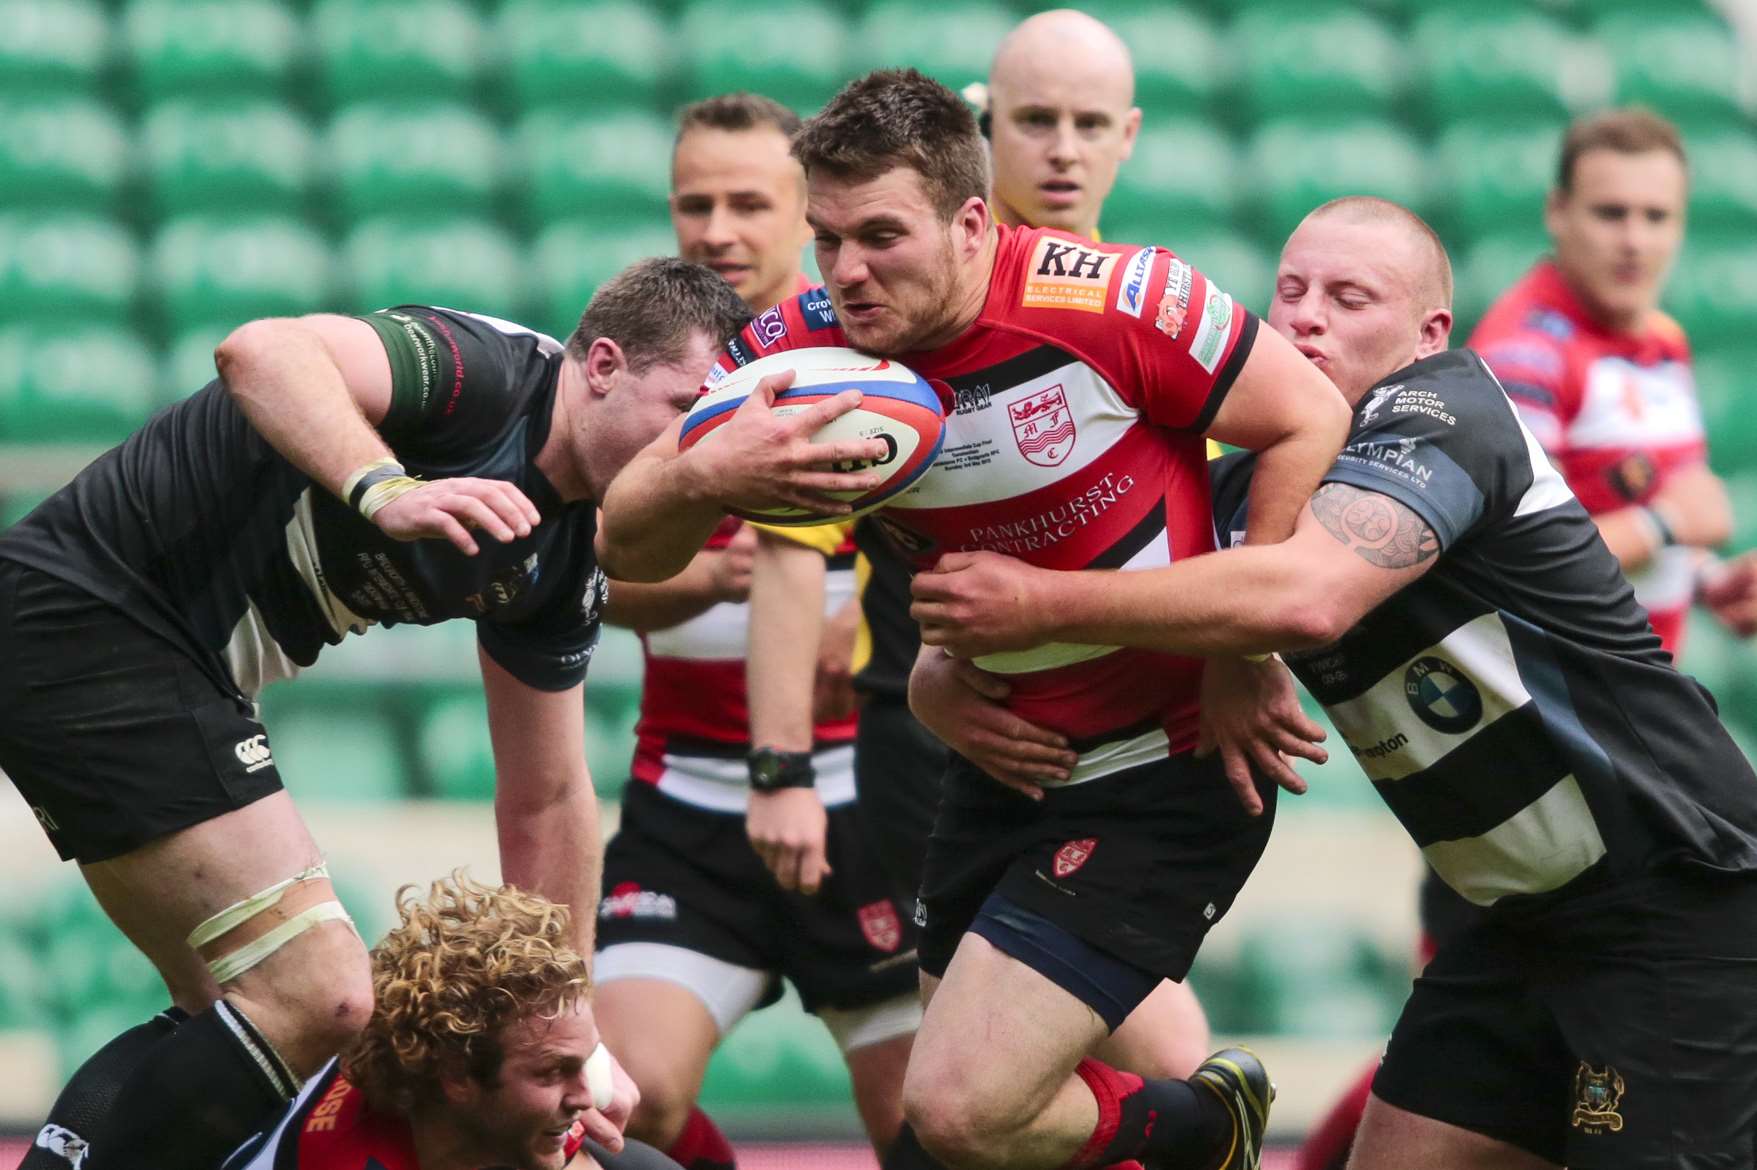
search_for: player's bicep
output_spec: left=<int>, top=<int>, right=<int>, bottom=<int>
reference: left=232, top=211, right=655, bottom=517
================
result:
left=1203, top=324, right=1350, bottom=452
left=293, top=313, right=395, bottom=424
left=1296, top=483, right=1440, bottom=609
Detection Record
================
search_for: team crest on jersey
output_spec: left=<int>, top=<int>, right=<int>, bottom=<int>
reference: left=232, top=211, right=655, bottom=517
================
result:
left=1404, top=656, right=1483, bottom=734
left=1023, top=237, right=1118, bottom=313
left=1155, top=259, right=1194, bottom=340
left=1009, top=384, right=1076, bottom=467
left=1609, top=452, right=1657, bottom=502
left=1571, top=1062, right=1626, bottom=1133
left=1053, top=838, right=1098, bottom=877
left=858, top=900, right=903, bottom=953
left=1115, top=247, right=1157, bottom=318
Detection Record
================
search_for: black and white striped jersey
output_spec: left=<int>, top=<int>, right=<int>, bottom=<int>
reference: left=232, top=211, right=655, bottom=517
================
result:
left=0, top=307, right=606, bottom=698
left=1212, top=349, right=1757, bottom=908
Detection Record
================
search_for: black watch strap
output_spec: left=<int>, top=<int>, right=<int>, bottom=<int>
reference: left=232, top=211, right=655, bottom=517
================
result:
left=747, top=747, right=816, bottom=792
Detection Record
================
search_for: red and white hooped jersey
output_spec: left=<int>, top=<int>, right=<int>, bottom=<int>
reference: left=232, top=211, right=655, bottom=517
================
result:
left=631, top=516, right=860, bottom=811
left=711, top=225, right=1258, bottom=784
left=1470, top=260, right=1706, bottom=654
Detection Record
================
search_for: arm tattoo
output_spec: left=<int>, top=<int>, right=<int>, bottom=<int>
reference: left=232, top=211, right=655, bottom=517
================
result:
left=1310, top=483, right=1440, bottom=569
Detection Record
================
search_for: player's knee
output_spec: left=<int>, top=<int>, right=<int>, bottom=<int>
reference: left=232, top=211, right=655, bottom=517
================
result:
left=242, top=919, right=374, bottom=1053
left=618, top=1059, right=697, bottom=1147
left=903, top=1060, right=1015, bottom=1168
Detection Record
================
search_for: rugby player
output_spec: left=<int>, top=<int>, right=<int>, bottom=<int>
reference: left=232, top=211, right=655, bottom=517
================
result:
left=744, top=8, right=1216, bottom=1088
left=600, top=69, right=1353, bottom=1170
left=593, top=94, right=918, bottom=1170
left=1472, top=106, right=1757, bottom=649
left=0, top=259, right=883, bottom=1170
left=909, top=195, right=1757, bottom=1170
left=222, top=873, right=681, bottom=1170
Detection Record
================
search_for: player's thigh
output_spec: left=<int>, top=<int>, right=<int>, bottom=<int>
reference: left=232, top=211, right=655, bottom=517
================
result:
left=1096, top=978, right=1210, bottom=1078
left=905, top=931, right=1109, bottom=1131
left=1349, top=1093, right=1561, bottom=1170
left=593, top=977, right=723, bottom=1115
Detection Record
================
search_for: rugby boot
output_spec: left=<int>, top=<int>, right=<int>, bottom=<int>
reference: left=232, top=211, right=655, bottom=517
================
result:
left=1189, top=1047, right=1274, bottom=1170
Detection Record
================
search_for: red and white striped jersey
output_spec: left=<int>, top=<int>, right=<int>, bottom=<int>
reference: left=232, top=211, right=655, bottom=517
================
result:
left=1471, top=260, right=1706, bottom=654
left=710, top=224, right=1259, bottom=783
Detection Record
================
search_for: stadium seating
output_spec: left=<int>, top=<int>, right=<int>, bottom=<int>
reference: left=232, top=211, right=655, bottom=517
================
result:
left=1431, top=122, right=1563, bottom=247
left=0, top=324, right=157, bottom=442
left=256, top=691, right=411, bottom=803
left=1408, top=8, right=1573, bottom=129
left=311, top=0, right=488, bottom=107
left=1694, top=346, right=1755, bottom=475
left=496, top=0, right=671, bottom=112
left=341, top=217, right=523, bottom=322
left=529, top=218, right=679, bottom=339
left=1594, top=12, right=1745, bottom=126
left=0, top=0, right=110, bottom=98
left=158, top=324, right=231, bottom=402
left=139, top=101, right=315, bottom=220
left=1233, top=916, right=1406, bottom=1036
left=1663, top=238, right=1757, bottom=350
left=147, top=215, right=334, bottom=337
left=679, top=0, right=848, bottom=111
left=1105, top=120, right=1239, bottom=239
left=0, top=215, right=139, bottom=326
left=1242, top=119, right=1428, bottom=249
left=416, top=691, right=499, bottom=801
left=1453, top=231, right=1549, bottom=333
left=1689, top=129, right=1757, bottom=232
left=851, top=0, right=1017, bottom=89
left=325, top=103, right=505, bottom=223
left=119, top=0, right=302, bottom=103
left=1230, top=4, right=1403, bottom=124
left=509, top=107, right=673, bottom=228
left=1156, top=229, right=1277, bottom=316
left=0, top=96, right=127, bottom=214
left=1084, top=4, right=1224, bottom=114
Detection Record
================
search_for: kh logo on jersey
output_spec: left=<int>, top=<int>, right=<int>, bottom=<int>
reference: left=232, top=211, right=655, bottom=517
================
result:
left=1053, top=837, right=1098, bottom=878
left=1404, top=657, right=1483, bottom=734
left=1155, top=259, right=1194, bottom=340
left=752, top=304, right=788, bottom=350
left=1023, top=237, right=1118, bottom=313
left=1115, top=247, right=1158, bottom=317
left=1571, top=1062, right=1626, bottom=1134
left=233, top=734, right=274, bottom=774
left=858, top=900, right=903, bottom=953
left=1009, top=384, right=1076, bottom=467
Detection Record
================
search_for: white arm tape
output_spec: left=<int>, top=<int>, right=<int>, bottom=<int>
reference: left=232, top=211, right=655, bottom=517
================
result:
left=586, top=1041, right=615, bottom=1111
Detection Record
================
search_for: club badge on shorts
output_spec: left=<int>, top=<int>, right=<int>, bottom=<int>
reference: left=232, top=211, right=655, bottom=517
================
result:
left=1053, top=838, right=1098, bottom=878
left=858, top=900, right=902, bottom=953
left=1570, top=1061, right=1626, bottom=1133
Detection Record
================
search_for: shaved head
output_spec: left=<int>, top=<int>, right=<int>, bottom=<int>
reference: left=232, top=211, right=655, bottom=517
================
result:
left=983, top=9, right=1140, bottom=239
left=1306, top=196, right=1453, bottom=311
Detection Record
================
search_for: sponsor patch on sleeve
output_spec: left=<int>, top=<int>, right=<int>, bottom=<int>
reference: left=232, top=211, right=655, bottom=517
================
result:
left=1154, top=259, right=1194, bottom=340
left=752, top=304, right=787, bottom=350
left=1113, top=247, right=1157, bottom=318
left=725, top=335, right=754, bottom=367
left=1187, top=288, right=1234, bottom=375
left=1022, top=236, right=1118, bottom=314
left=798, top=288, right=838, bottom=330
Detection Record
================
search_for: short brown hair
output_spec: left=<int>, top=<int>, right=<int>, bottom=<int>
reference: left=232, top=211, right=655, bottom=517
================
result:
left=566, top=256, right=752, bottom=370
left=675, top=91, right=802, bottom=146
left=1557, top=107, right=1687, bottom=193
left=344, top=873, right=588, bottom=1114
left=792, top=68, right=992, bottom=221
left=1308, top=195, right=1454, bottom=308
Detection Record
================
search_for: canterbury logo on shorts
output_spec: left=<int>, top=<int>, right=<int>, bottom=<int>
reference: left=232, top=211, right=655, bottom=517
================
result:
left=233, top=734, right=274, bottom=773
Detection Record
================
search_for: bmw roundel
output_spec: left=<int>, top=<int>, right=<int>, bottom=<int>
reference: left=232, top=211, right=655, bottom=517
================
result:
left=1404, top=657, right=1483, bottom=734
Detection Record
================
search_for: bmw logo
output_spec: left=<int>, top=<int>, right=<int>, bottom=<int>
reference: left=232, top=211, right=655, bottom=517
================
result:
left=1404, top=657, right=1483, bottom=734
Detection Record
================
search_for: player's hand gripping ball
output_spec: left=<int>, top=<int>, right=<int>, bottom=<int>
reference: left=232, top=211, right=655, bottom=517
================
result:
left=678, top=347, right=946, bottom=526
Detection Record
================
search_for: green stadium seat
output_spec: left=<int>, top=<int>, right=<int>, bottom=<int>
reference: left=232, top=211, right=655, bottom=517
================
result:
left=1688, top=129, right=1757, bottom=233
left=140, top=101, right=314, bottom=220
left=1726, top=472, right=1757, bottom=556
left=849, top=0, right=1014, bottom=90
left=147, top=216, right=333, bottom=337
left=1158, top=230, right=1276, bottom=319
left=1242, top=120, right=1429, bottom=251
left=1286, top=701, right=1385, bottom=811
left=0, top=324, right=158, bottom=443
left=259, top=701, right=411, bottom=803
left=159, top=324, right=230, bottom=402
left=312, top=0, right=487, bottom=107
left=1230, top=5, right=1403, bottom=123
left=509, top=108, right=672, bottom=230
left=585, top=683, right=639, bottom=799
left=1432, top=122, right=1563, bottom=247
left=1105, top=121, right=1239, bottom=239
left=1682, top=612, right=1755, bottom=719
left=416, top=691, right=497, bottom=801
left=325, top=103, right=504, bottom=223
left=342, top=217, right=522, bottom=322
left=1664, top=238, right=1757, bottom=350
left=679, top=0, right=847, bottom=112
left=0, top=0, right=109, bottom=97
left=1408, top=9, right=1572, bottom=128
left=529, top=219, right=678, bottom=337
left=1234, top=917, right=1405, bottom=1037
left=1452, top=231, right=1547, bottom=331
left=1594, top=13, right=1744, bottom=124
left=699, top=985, right=852, bottom=1117
left=0, top=215, right=139, bottom=326
left=1, top=490, right=51, bottom=530
left=0, top=96, right=127, bottom=213
left=497, top=0, right=670, bottom=112
left=1078, top=4, right=1223, bottom=114
left=1693, top=346, right=1754, bottom=476
left=120, top=0, right=301, bottom=103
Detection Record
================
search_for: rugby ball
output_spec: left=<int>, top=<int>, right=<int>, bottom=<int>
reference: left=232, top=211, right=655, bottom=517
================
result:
left=678, top=347, right=946, bottom=526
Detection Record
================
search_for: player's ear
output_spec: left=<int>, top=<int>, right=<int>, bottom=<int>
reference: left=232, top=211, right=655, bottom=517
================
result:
left=953, top=196, right=990, bottom=258
left=583, top=337, right=629, bottom=398
left=1416, top=307, right=1453, bottom=359
left=1118, top=107, right=1142, bottom=159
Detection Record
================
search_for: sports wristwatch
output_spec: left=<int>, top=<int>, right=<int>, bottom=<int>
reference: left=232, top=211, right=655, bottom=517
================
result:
left=747, top=747, right=816, bottom=792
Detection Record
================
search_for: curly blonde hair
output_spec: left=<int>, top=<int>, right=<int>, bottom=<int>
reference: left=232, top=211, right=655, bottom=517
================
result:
left=343, top=871, right=590, bottom=1113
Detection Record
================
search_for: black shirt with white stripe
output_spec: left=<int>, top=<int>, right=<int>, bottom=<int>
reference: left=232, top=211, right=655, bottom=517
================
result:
left=1212, top=348, right=1757, bottom=908
left=0, top=307, right=606, bottom=698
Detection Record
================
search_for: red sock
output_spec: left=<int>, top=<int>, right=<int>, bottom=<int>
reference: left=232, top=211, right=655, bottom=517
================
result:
left=1295, top=1059, right=1377, bottom=1170
left=1067, top=1059, right=1143, bottom=1169
left=664, top=1106, right=737, bottom=1170
left=1065, top=1058, right=1230, bottom=1170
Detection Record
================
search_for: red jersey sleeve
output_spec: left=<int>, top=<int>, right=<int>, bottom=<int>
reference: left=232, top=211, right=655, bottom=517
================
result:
left=703, top=286, right=849, bottom=387
left=997, top=230, right=1259, bottom=432
left=1469, top=315, right=1575, bottom=455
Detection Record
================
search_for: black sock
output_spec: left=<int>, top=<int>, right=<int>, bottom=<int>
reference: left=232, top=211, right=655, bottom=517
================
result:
left=882, top=1123, right=951, bottom=1170
left=1074, top=1059, right=1231, bottom=1170
left=83, top=1001, right=299, bottom=1170
left=20, top=1008, right=187, bottom=1170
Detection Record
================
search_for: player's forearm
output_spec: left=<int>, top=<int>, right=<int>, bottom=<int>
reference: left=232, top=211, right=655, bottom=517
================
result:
left=496, top=771, right=602, bottom=955
left=602, top=562, right=721, bottom=633
left=215, top=318, right=391, bottom=498
left=596, top=446, right=724, bottom=583
left=1235, top=416, right=1349, bottom=545
left=746, top=537, right=827, bottom=752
